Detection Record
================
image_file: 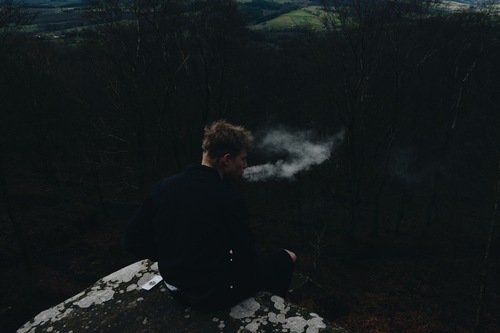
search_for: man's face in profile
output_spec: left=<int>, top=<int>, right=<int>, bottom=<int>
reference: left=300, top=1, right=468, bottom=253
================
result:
left=224, top=149, right=248, bottom=180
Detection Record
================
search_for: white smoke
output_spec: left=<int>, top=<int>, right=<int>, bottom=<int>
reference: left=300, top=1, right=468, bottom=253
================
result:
left=243, top=128, right=345, bottom=182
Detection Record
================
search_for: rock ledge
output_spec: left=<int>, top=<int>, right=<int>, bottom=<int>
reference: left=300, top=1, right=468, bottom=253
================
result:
left=18, top=260, right=348, bottom=333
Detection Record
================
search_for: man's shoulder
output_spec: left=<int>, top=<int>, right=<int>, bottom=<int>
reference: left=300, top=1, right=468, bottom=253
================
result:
left=147, top=170, right=186, bottom=196
left=151, top=165, right=218, bottom=192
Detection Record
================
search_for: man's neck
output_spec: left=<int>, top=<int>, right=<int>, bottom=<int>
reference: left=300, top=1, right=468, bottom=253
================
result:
left=201, top=153, right=223, bottom=178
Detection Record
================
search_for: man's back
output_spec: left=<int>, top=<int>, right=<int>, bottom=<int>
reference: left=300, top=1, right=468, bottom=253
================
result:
left=125, top=164, right=256, bottom=291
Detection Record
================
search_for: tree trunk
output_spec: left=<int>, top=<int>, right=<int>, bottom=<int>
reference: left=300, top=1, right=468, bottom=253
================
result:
left=474, top=159, right=500, bottom=332
left=0, top=149, right=32, bottom=270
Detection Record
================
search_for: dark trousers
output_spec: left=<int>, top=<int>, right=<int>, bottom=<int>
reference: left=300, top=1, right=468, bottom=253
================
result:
left=170, top=249, right=295, bottom=310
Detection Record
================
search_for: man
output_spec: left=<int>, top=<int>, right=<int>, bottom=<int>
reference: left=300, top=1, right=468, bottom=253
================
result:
left=124, top=120, right=296, bottom=310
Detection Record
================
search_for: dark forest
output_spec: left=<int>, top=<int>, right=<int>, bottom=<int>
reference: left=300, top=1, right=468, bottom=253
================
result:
left=1, top=0, right=499, bottom=332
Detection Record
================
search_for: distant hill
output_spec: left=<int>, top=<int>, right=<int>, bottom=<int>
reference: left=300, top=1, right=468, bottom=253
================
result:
left=10, top=0, right=499, bottom=37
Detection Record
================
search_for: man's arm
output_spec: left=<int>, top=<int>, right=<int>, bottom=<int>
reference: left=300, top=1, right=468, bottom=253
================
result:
left=225, top=191, right=259, bottom=261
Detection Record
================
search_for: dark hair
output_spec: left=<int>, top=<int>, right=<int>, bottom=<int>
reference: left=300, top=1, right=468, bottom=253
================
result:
left=202, top=120, right=254, bottom=163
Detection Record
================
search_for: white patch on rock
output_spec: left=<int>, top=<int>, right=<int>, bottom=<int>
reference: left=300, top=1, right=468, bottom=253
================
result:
left=60, top=309, right=73, bottom=319
left=73, top=289, right=115, bottom=308
left=70, top=260, right=155, bottom=310
left=249, top=296, right=328, bottom=333
left=271, top=295, right=286, bottom=311
left=268, top=312, right=281, bottom=324
left=63, top=292, right=85, bottom=304
left=245, top=321, right=260, bottom=332
left=243, top=317, right=268, bottom=332
left=101, top=260, right=150, bottom=285
left=229, top=298, right=260, bottom=319
left=126, top=284, right=137, bottom=292
left=283, top=316, right=308, bottom=332
left=271, top=296, right=290, bottom=313
left=306, top=313, right=327, bottom=333
left=17, top=304, right=73, bottom=333
left=280, top=314, right=327, bottom=333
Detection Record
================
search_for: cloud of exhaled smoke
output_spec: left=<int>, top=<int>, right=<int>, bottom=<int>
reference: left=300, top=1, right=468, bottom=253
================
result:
left=243, top=128, right=345, bottom=182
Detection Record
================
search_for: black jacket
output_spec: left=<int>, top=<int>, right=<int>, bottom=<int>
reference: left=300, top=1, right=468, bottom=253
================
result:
left=124, top=164, right=257, bottom=291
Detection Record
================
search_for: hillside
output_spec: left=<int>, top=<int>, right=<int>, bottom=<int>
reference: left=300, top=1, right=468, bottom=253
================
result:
left=10, top=0, right=499, bottom=38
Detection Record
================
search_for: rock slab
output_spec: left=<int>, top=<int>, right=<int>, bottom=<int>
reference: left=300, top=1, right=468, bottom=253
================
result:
left=18, top=259, right=348, bottom=333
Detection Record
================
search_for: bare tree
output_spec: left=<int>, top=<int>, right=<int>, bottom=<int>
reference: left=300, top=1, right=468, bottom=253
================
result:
left=320, top=0, right=385, bottom=239
left=368, top=0, right=438, bottom=237
left=475, top=158, right=500, bottom=332
left=84, top=0, right=189, bottom=191
left=319, top=0, right=441, bottom=239
left=0, top=137, right=32, bottom=270
left=84, top=0, right=246, bottom=193
left=186, top=0, right=245, bottom=124
left=0, top=0, right=36, bottom=49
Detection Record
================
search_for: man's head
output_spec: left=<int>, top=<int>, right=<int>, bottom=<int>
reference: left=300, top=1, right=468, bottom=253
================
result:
left=201, top=120, right=254, bottom=179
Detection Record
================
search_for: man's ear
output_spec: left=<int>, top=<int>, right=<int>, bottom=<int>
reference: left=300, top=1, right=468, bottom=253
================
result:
left=221, top=153, right=232, bottom=166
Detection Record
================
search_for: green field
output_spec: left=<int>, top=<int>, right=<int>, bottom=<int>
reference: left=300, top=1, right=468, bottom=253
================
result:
left=271, top=0, right=305, bottom=3
left=237, top=0, right=307, bottom=3
left=251, top=6, right=324, bottom=30
left=437, top=1, right=500, bottom=12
